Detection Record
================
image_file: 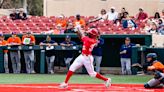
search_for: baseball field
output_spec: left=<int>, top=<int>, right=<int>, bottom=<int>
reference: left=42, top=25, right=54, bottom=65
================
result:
left=0, top=74, right=163, bottom=92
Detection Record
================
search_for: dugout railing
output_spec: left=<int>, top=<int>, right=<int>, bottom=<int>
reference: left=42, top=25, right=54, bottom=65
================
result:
left=0, top=34, right=152, bottom=73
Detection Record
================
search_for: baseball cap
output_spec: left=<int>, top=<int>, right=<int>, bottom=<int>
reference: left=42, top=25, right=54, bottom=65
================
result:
left=111, top=7, right=115, bottom=10
left=76, top=14, right=80, bottom=17
left=26, top=31, right=32, bottom=34
left=0, top=34, right=3, bottom=36
left=58, top=15, right=64, bottom=18
left=66, top=35, right=71, bottom=39
left=11, top=32, right=17, bottom=35
left=125, top=37, right=130, bottom=41
left=139, top=7, right=143, bottom=11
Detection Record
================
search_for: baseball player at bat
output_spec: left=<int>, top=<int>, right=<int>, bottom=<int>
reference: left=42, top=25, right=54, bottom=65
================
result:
left=59, top=26, right=111, bottom=88
left=143, top=53, right=164, bottom=88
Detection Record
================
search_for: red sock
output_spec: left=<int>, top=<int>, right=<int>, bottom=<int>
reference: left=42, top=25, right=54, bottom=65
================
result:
left=64, top=70, right=74, bottom=83
left=96, top=73, right=108, bottom=81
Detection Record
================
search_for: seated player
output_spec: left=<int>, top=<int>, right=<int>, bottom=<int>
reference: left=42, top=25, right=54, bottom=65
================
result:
left=59, top=26, right=111, bottom=88
left=144, top=53, right=164, bottom=88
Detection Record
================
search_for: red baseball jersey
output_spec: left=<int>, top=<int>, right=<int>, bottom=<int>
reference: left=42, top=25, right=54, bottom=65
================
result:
left=81, top=36, right=98, bottom=55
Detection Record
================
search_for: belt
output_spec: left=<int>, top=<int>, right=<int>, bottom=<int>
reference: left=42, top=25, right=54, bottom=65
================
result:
left=82, top=53, right=91, bottom=56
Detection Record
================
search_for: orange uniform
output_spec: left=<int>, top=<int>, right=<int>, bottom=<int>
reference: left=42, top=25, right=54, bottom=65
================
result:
left=0, top=40, right=8, bottom=53
left=74, top=19, right=86, bottom=27
left=152, top=61, right=164, bottom=73
left=22, top=35, right=36, bottom=44
left=7, top=36, right=21, bottom=45
left=56, top=19, right=67, bottom=28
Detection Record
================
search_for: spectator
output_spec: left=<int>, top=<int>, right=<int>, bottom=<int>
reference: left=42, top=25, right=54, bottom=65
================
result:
left=98, top=9, right=108, bottom=21
left=73, top=14, right=86, bottom=29
left=64, top=22, right=75, bottom=33
left=122, top=12, right=137, bottom=29
left=7, top=32, right=21, bottom=73
left=60, top=35, right=76, bottom=70
left=136, top=8, right=148, bottom=21
left=22, top=32, right=36, bottom=73
left=118, top=7, right=128, bottom=21
left=0, top=34, right=9, bottom=73
left=151, top=12, right=161, bottom=23
left=9, top=9, right=18, bottom=20
left=54, top=24, right=64, bottom=34
left=161, top=9, right=164, bottom=18
left=45, top=25, right=64, bottom=34
left=88, top=9, right=108, bottom=23
left=40, top=35, right=58, bottom=74
left=148, top=22, right=158, bottom=34
left=107, top=7, right=118, bottom=21
left=55, top=15, right=67, bottom=28
left=154, top=12, right=161, bottom=19
left=17, top=8, right=27, bottom=20
left=92, top=37, right=104, bottom=73
left=44, top=28, right=54, bottom=34
left=120, top=37, right=136, bottom=75
left=158, top=19, right=164, bottom=35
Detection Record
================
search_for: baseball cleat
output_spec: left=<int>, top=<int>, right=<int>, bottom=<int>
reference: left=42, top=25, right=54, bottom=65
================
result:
left=59, top=82, right=68, bottom=88
left=104, top=78, right=111, bottom=88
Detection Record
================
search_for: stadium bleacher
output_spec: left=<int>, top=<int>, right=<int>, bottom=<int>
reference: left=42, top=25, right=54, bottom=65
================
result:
left=0, top=15, right=153, bottom=35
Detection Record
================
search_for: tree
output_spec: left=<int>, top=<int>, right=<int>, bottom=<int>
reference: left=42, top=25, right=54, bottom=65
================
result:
left=0, top=0, right=5, bottom=8
left=0, top=0, right=43, bottom=16
left=27, top=0, right=43, bottom=16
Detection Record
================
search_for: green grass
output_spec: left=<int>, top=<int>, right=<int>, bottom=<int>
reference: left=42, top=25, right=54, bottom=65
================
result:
left=0, top=74, right=153, bottom=84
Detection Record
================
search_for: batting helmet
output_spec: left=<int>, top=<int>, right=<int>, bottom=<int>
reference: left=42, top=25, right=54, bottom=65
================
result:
left=87, top=28, right=99, bottom=38
left=146, top=53, right=157, bottom=60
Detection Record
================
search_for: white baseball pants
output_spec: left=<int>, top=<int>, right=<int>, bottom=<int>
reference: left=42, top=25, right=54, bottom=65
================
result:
left=69, top=54, right=97, bottom=77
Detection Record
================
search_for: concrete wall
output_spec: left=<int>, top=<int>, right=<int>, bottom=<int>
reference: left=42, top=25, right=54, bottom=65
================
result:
left=44, top=0, right=164, bottom=17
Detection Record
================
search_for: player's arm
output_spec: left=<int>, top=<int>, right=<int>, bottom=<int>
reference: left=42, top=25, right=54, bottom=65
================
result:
left=60, top=42, right=66, bottom=46
left=74, top=26, right=85, bottom=39
left=147, top=66, right=155, bottom=70
left=16, top=37, right=21, bottom=45
left=52, top=41, right=58, bottom=46
left=30, top=36, right=36, bottom=45
left=148, top=62, right=164, bottom=71
left=40, top=41, right=47, bottom=45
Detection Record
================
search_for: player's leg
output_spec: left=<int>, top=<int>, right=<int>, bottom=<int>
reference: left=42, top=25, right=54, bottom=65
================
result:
left=49, top=56, right=55, bottom=73
left=4, top=53, right=9, bottom=73
left=29, top=50, right=35, bottom=73
left=46, top=56, right=50, bottom=73
left=15, top=51, right=21, bottom=73
left=144, top=71, right=164, bottom=88
left=24, top=51, right=30, bottom=73
left=120, top=58, right=126, bottom=75
left=144, top=78, right=160, bottom=88
left=10, top=52, right=17, bottom=73
left=83, top=55, right=111, bottom=88
left=95, top=56, right=102, bottom=73
left=59, top=54, right=83, bottom=88
left=125, top=58, right=131, bottom=75
left=64, top=57, right=73, bottom=70
left=65, top=54, right=83, bottom=83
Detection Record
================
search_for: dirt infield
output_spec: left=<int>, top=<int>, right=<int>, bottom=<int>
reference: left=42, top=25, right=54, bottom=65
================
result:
left=0, top=84, right=163, bottom=92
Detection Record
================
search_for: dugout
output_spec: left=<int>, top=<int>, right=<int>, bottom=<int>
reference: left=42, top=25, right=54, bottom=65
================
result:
left=0, top=34, right=152, bottom=73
